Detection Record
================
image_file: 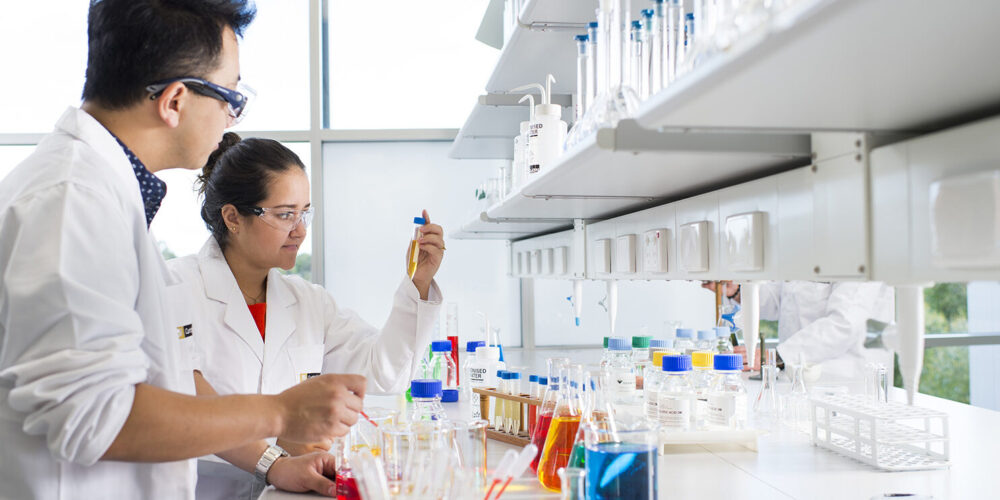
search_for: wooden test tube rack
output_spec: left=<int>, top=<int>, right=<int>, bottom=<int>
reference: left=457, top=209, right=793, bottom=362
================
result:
left=472, top=387, right=541, bottom=447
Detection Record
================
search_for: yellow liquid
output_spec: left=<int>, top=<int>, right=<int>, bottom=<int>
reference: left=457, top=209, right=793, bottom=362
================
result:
left=537, top=416, right=581, bottom=491
left=407, top=240, right=420, bottom=277
left=350, top=444, right=380, bottom=457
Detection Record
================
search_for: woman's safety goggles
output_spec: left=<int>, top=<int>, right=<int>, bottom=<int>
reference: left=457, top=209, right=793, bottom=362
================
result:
left=247, top=206, right=314, bottom=232
left=145, top=77, right=255, bottom=124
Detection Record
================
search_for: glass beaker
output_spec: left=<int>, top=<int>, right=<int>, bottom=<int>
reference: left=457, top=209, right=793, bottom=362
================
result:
left=584, top=423, right=659, bottom=500
left=447, top=419, right=489, bottom=491
left=353, top=407, right=397, bottom=458
left=558, top=467, right=587, bottom=500
left=378, top=421, right=454, bottom=497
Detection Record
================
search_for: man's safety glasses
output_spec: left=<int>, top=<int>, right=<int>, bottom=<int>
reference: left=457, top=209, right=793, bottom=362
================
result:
left=247, top=206, right=314, bottom=232
left=145, top=77, right=255, bottom=124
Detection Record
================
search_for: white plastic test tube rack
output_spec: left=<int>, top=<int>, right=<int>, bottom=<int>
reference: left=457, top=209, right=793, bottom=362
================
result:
left=810, top=394, right=950, bottom=471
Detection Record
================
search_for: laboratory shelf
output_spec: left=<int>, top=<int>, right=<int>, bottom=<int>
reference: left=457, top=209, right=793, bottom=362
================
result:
left=451, top=210, right=570, bottom=240
left=448, top=93, right=574, bottom=160
left=635, top=0, right=1000, bottom=133
left=486, top=119, right=810, bottom=220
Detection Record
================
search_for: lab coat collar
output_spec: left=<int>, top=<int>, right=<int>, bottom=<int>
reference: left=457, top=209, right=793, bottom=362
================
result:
left=54, top=107, right=141, bottom=212
left=196, top=238, right=301, bottom=363
left=197, top=238, right=265, bottom=363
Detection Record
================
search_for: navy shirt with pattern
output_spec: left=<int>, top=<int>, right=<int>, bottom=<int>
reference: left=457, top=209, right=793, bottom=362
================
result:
left=110, top=135, right=167, bottom=228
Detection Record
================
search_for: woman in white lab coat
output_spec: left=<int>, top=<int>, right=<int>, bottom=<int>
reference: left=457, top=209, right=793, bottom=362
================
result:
left=167, top=133, right=445, bottom=499
left=708, top=281, right=895, bottom=386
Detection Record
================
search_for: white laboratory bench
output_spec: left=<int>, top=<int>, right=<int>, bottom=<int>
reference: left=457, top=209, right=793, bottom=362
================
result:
left=260, top=348, right=1000, bottom=500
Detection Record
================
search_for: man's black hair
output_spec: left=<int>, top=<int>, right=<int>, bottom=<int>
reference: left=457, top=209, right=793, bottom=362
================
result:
left=82, top=0, right=256, bottom=109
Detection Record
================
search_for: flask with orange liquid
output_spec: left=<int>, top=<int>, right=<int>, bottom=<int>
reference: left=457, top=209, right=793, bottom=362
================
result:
left=537, top=365, right=583, bottom=491
left=528, top=357, right=569, bottom=473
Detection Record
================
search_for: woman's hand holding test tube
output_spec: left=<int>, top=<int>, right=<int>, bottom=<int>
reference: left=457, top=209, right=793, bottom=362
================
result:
left=407, top=209, right=445, bottom=300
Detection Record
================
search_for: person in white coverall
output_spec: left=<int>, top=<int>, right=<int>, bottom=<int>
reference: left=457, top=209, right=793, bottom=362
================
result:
left=705, top=281, right=895, bottom=386
left=0, top=2, right=369, bottom=498
left=168, top=133, right=444, bottom=499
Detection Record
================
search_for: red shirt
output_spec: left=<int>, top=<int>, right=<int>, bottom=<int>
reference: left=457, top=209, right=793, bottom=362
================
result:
left=248, top=303, right=266, bottom=340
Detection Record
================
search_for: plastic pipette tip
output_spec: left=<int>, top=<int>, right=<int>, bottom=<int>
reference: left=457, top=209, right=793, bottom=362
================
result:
left=493, top=444, right=538, bottom=500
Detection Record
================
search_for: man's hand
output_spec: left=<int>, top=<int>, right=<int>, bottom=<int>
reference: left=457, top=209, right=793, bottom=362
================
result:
left=267, top=452, right=338, bottom=497
left=277, top=438, right=333, bottom=456
left=409, top=209, right=444, bottom=300
left=275, top=374, right=366, bottom=443
left=701, top=280, right=741, bottom=302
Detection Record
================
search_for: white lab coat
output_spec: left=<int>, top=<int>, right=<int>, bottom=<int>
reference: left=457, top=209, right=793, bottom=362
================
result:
left=0, top=107, right=197, bottom=499
left=744, top=281, right=895, bottom=384
left=166, top=237, right=441, bottom=500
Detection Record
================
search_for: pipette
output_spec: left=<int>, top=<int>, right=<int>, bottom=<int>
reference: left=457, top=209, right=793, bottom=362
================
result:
left=492, top=443, right=538, bottom=500
left=483, top=449, right=518, bottom=500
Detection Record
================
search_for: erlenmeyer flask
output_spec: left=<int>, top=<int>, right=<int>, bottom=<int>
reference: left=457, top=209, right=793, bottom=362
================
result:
left=753, top=348, right=780, bottom=431
left=568, top=369, right=618, bottom=469
left=529, top=357, right=569, bottom=473
left=538, top=366, right=583, bottom=491
left=782, top=355, right=810, bottom=433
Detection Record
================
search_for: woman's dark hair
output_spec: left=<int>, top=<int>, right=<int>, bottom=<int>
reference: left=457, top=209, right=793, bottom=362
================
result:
left=83, top=0, right=256, bottom=109
left=198, top=132, right=306, bottom=249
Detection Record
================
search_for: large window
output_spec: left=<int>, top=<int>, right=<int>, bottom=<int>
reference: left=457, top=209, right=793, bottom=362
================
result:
left=326, top=0, right=497, bottom=129
left=322, top=141, right=520, bottom=346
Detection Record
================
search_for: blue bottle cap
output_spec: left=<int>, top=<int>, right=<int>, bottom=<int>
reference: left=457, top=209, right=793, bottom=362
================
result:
left=510, top=372, right=522, bottom=380
left=715, top=326, right=731, bottom=338
left=642, top=8, right=653, bottom=18
left=413, top=217, right=426, bottom=224
left=569, top=381, right=579, bottom=388
left=466, top=340, right=486, bottom=353
left=713, top=353, right=743, bottom=371
left=649, top=339, right=669, bottom=348
left=588, top=21, right=598, bottom=28
left=698, top=329, right=715, bottom=340
left=410, top=379, right=442, bottom=398
left=441, top=389, right=458, bottom=402
left=431, top=340, right=452, bottom=352
left=632, top=20, right=642, bottom=29
left=676, top=328, right=694, bottom=338
left=575, top=34, right=589, bottom=42
left=529, top=374, right=539, bottom=382
left=686, top=12, right=694, bottom=20
left=608, top=337, right=632, bottom=351
left=538, top=376, right=548, bottom=385
left=662, top=355, right=692, bottom=372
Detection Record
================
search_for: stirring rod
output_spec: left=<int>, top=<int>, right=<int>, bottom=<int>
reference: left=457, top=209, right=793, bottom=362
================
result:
left=493, top=444, right=538, bottom=500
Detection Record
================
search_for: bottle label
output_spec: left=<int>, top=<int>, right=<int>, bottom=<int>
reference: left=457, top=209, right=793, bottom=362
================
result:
left=658, top=396, right=691, bottom=428
left=612, top=368, right=636, bottom=394
left=644, top=391, right=658, bottom=420
left=471, top=393, right=481, bottom=419
left=707, top=394, right=746, bottom=427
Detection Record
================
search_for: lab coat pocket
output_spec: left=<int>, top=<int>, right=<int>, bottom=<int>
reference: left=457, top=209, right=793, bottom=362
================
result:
left=287, top=344, right=324, bottom=383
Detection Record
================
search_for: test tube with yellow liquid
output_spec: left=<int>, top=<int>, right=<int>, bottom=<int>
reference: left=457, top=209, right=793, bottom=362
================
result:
left=407, top=216, right=426, bottom=278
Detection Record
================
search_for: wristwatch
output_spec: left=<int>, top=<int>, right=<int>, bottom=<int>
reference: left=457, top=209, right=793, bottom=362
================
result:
left=255, top=444, right=289, bottom=485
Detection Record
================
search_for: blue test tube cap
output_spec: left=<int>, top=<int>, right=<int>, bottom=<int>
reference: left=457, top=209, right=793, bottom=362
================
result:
left=497, top=369, right=506, bottom=378
left=588, top=21, right=598, bottom=28
left=410, top=379, right=443, bottom=398
left=529, top=374, right=539, bottom=383
left=431, top=340, right=452, bottom=352
left=662, top=354, right=692, bottom=372
left=466, top=340, right=486, bottom=353
left=413, top=217, right=426, bottom=225
left=510, top=372, right=521, bottom=380
left=642, top=8, right=653, bottom=18
left=632, top=20, right=642, bottom=29
left=575, top=34, right=589, bottom=42
left=441, top=389, right=459, bottom=402
left=686, top=12, right=694, bottom=20
left=698, top=329, right=715, bottom=340
left=649, top=339, right=669, bottom=348
left=608, top=337, right=632, bottom=351
left=676, top=328, right=694, bottom=338
left=538, top=376, right=548, bottom=386
left=713, top=353, right=743, bottom=371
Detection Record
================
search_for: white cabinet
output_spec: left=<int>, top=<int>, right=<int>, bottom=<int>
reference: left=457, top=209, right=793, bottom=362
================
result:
left=872, top=115, right=1000, bottom=283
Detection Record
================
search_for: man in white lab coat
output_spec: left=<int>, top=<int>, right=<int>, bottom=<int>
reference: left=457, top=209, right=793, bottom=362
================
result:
left=0, top=2, right=364, bottom=498
left=708, top=281, right=895, bottom=386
